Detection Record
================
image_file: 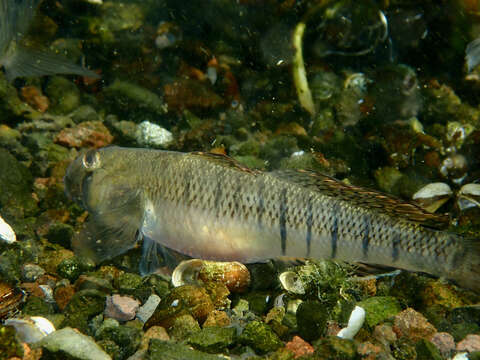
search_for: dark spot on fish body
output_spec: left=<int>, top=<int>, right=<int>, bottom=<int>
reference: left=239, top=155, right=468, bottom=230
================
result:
left=279, top=188, right=288, bottom=255
left=330, top=204, right=338, bottom=259
left=362, top=214, right=370, bottom=259
left=306, top=196, right=313, bottom=258
left=392, top=234, right=401, bottom=262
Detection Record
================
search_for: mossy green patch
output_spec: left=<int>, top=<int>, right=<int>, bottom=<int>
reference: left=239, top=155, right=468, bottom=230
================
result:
left=357, top=296, right=402, bottom=327
left=187, top=327, right=236, bottom=353
left=239, top=320, right=283, bottom=355
left=147, top=339, right=222, bottom=360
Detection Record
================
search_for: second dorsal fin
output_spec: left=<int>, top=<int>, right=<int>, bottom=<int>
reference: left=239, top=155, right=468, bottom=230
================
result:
left=272, top=169, right=450, bottom=229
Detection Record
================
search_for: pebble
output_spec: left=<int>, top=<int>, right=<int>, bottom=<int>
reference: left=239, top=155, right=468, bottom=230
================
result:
left=373, top=324, right=397, bottom=346
left=393, top=308, right=437, bottom=341
left=0, top=214, right=16, bottom=244
left=135, top=121, right=173, bottom=147
left=104, top=294, right=140, bottom=322
left=37, top=327, right=110, bottom=360
left=457, top=334, right=480, bottom=352
left=285, top=336, right=314, bottom=358
left=136, top=294, right=161, bottom=323
left=5, top=316, right=55, bottom=343
left=430, top=332, right=455, bottom=357
left=22, top=264, right=46, bottom=282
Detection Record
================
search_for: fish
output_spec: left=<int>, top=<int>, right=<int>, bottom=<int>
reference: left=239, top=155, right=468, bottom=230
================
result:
left=64, top=146, right=480, bottom=292
left=0, top=0, right=99, bottom=81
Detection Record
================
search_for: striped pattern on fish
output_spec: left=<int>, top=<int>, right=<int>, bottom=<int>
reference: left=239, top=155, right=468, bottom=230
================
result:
left=64, top=146, right=480, bottom=292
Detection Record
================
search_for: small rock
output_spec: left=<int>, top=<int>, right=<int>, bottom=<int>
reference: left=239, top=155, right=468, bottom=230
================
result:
left=54, top=121, right=113, bottom=149
left=37, top=327, right=110, bottom=360
left=22, top=264, right=45, bottom=282
left=373, top=324, right=397, bottom=346
left=203, top=310, right=231, bottom=328
left=393, top=308, right=437, bottom=341
left=96, top=323, right=142, bottom=359
left=457, top=334, right=480, bottom=352
left=20, top=85, right=49, bottom=112
left=57, top=257, right=82, bottom=282
left=135, top=121, right=173, bottom=148
left=187, top=326, right=236, bottom=353
left=285, top=336, right=315, bottom=359
left=168, top=314, right=201, bottom=340
left=313, top=336, right=357, bottom=359
left=136, top=294, right=161, bottom=323
left=357, top=296, right=401, bottom=328
left=147, top=339, right=222, bottom=360
left=0, top=325, right=24, bottom=358
left=239, top=320, right=283, bottom=355
left=356, top=342, right=383, bottom=360
left=296, top=300, right=328, bottom=342
left=54, top=284, right=75, bottom=311
left=104, top=295, right=140, bottom=322
left=430, top=332, right=455, bottom=357
left=416, top=338, right=443, bottom=360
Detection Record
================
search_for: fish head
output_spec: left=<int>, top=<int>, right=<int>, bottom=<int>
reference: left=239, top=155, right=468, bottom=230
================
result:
left=64, top=146, right=135, bottom=212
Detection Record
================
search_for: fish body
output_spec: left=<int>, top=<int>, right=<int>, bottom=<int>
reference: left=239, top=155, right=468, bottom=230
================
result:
left=0, top=0, right=98, bottom=81
left=64, top=146, right=480, bottom=292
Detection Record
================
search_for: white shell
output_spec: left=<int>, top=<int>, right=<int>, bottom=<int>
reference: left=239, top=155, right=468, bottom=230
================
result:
left=279, top=271, right=305, bottom=294
left=0, top=215, right=16, bottom=244
left=337, top=306, right=366, bottom=340
left=135, top=121, right=173, bottom=148
left=457, top=183, right=480, bottom=211
left=451, top=352, right=469, bottom=360
left=5, top=316, right=55, bottom=343
left=413, top=183, right=452, bottom=199
left=171, top=259, right=204, bottom=287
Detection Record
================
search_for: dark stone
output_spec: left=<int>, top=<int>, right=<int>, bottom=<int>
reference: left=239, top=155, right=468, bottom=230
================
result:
left=296, top=300, right=328, bottom=342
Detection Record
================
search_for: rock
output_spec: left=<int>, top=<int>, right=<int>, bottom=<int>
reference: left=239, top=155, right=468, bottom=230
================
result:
left=415, top=338, right=442, bottom=360
left=0, top=325, right=24, bottom=358
left=296, top=300, right=328, bottom=342
left=145, top=285, right=214, bottom=329
left=203, top=310, right=231, bottom=328
left=104, top=80, right=167, bottom=122
left=45, top=222, right=75, bottom=248
left=457, top=334, right=480, bottom=352
left=285, top=336, right=315, bottom=359
left=168, top=314, right=201, bottom=340
left=356, top=342, right=383, bottom=360
left=104, top=295, right=140, bottom=322
left=239, top=320, right=283, bottom=355
left=146, top=339, right=222, bottom=360
left=54, top=121, right=113, bottom=149
left=135, top=121, right=173, bottom=148
left=57, top=257, right=82, bottom=282
left=36, top=327, right=111, bottom=360
left=136, top=294, right=161, bottom=324
left=21, top=264, right=45, bottom=282
left=393, top=308, right=437, bottom=341
left=313, top=336, right=357, bottom=360
left=116, top=272, right=142, bottom=295
left=70, top=105, right=101, bottom=124
left=373, top=324, right=397, bottom=346
left=163, top=79, right=224, bottom=111
left=21, top=85, right=49, bottom=112
left=45, top=76, right=81, bottom=114
left=430, top=332, right=455, bottom=357
left=22, top=295, right=55, bottom=317
left=75, top=275, right=113, bottom=293
left=61, top=289, right=106, bottom=333
left=96, top=323, right=142, bottom=359
left=54, top=284, right=75, bottom=311
left=187, top=326, right=236, bottom=353
left=357, top=296, right=402, bottom=328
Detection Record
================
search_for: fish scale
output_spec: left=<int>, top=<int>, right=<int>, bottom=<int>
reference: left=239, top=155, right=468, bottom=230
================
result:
left=64, top=146, right=480, bottom=292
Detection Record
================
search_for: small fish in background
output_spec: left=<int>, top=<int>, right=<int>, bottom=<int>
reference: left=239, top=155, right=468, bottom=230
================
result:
left=0, top=0, right=99, bottom=81
left=64, top=147, right=480, bottom=292
left=465, top=37, right=480, bottom=73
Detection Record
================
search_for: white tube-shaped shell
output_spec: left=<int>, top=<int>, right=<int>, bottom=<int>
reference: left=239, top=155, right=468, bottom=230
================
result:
left=337, top=306, right=366, bottom=340
left=0, top=215, right=16, bottom=244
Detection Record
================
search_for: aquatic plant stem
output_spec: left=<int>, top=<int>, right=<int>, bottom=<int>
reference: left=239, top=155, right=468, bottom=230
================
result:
left=292, top=21, right=315, bottom=116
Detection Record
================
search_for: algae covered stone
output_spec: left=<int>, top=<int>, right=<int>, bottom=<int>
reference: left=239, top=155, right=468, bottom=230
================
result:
left=296, top=300, right=328, bottom=341
left=62, top=289, right=107, bottom=334
left=187, top=326, right=236, bottom=353
left=313, top=336, right=357, bottom=360
left=239, top=320, right=283, bottom=355
left=357, top=296, right=402, bottom=327
left=146, top=339, right=222, bottom=360
left=36, top=327, right=110, bottom=360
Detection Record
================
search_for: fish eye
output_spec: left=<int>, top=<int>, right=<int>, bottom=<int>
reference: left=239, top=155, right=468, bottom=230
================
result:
left=82, top=150, right=101, bottom=170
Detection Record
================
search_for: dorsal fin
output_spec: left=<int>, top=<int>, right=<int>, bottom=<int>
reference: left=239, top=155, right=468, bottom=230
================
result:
left=272, top=169, right=450, bottom=229
left=190, top=151, right=259, bottom=175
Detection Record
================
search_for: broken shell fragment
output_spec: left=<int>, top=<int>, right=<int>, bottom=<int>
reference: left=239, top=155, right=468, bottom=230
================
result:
left=412, top=182, right=452, bottom=213
left=457, top=183, right=480, bottom=211
left=279, top=271, right=306, bottom=295
left=171, top=259, right=250, bottom=293
left=0, top=215, right=16, bottom=244
left=0, top=283, right=25, bottom=320
left=4, top=316, right=55, bottom=343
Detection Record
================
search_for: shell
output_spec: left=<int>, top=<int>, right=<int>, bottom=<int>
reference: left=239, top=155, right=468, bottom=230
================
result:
left=0, top=215, right=16, bottom=244
left=457, top=183, right=480, bottom=211
left=337, top=306, right=366, bottom=339
left=412, top=183, right=452, bottom=213
left=0, top=283, right=25, bottom=320
left=4, top=316, right=55, bottom=343
left=279, top=271, right=305, bottom=294
left=171, top=259, right=250, bottom=293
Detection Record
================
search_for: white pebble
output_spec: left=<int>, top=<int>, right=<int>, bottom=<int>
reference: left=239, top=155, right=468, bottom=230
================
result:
left=451, top=353, right=469, bottom=360
left=337, top=306, right=366, bottom=340
left=5, top=316, right=55, bottom=343
left=136, top=294, right=161, bottom=323
left=0, top=215, right=16, bottom=244
left=135, top=121, right=173, bottom=148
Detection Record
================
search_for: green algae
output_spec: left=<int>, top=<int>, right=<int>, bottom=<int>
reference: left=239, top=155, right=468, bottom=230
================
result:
left=61, top=289, right=106, bottom=334
left=0, top=325, right=24, bottom=359
left=357, top=296, right=402, bottom=328
left=187, top=326, right=236, bottom=353
left=146, top=339, right=222, bottom=360
left=239, top=320, right=283, bottom=355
